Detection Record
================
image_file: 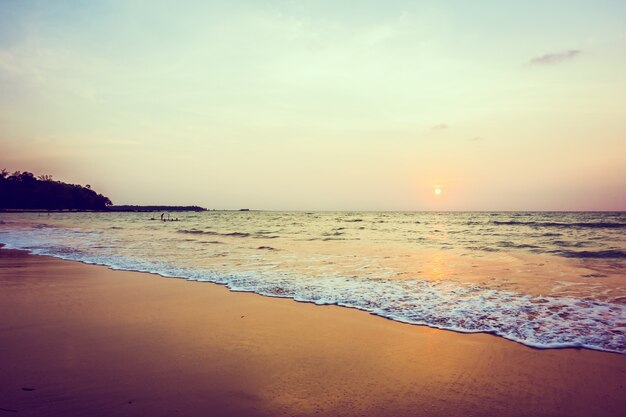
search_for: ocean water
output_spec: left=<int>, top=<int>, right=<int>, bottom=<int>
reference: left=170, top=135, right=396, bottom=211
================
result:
left=1, top=211, right=624, bottom=354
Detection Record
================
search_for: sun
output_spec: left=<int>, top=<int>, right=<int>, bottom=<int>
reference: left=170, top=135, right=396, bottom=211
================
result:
left=434, top=187, right=442, bottom=196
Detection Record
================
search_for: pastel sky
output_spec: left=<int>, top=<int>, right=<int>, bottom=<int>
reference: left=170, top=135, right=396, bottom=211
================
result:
left=1, top=0, right=625, bottom=210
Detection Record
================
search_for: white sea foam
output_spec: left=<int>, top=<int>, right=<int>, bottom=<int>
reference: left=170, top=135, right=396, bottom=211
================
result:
left=1, top=217, right=624, bottom=355
left=0, top=213, right=626, bottom=353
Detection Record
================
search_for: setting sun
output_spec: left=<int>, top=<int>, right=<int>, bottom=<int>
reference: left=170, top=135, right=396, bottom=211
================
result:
left=434, top=187, right=442, bottom=196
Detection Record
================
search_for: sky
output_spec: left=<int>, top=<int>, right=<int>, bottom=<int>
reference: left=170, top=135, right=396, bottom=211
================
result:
left=1, top=0, right=625, bottom=210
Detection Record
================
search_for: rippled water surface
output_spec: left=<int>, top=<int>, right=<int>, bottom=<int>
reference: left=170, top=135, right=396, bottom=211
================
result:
left=1, top=211, right=625, bottom=354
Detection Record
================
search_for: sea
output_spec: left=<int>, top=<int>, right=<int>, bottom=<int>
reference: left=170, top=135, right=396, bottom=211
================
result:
left=1, top=211, right=624, bottom=354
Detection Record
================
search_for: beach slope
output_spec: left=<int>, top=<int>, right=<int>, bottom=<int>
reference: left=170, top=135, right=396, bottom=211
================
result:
left=0, top=248, right=624, bottom=417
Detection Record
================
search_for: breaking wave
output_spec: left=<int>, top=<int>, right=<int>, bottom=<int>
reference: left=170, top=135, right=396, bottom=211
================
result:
left=1, top=211, right=625, bottom=355
left=492, top=221, right=626, bottom=229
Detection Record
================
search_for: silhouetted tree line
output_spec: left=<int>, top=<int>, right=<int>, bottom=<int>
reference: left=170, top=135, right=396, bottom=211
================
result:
left=0, top=170, right=112, bottom=210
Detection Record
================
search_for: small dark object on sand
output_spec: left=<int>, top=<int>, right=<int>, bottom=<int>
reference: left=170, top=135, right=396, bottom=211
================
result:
left=21, top=387, right=35, bottom=391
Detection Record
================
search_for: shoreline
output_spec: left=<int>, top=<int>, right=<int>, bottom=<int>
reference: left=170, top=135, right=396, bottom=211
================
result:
left=1, top=245, right=603, bottom=355
left=2, top=241, right=623, bottom=356
left=0, top=248, right=625, bottom=416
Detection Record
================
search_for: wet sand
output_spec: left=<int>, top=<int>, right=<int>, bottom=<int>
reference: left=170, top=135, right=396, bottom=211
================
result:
left=0, top=248, right=624, bottom=417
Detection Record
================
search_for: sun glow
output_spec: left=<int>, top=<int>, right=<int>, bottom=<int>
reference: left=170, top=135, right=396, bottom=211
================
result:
left=434, top=187, right=442, bottom=196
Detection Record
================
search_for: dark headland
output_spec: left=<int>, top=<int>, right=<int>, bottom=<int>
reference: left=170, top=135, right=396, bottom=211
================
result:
left=0, top=170, right=206, bottom=212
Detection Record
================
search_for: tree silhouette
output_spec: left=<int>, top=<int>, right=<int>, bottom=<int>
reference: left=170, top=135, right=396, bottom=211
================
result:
left=0, top=170, right=112, bottom=210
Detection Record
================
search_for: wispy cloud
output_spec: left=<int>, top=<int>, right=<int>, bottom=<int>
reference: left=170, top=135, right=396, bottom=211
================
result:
left=469, top=136, right=483, bottom=142
left=529, top=50, right=581, bottom=65
left=431, top=123, right=448, bottom=131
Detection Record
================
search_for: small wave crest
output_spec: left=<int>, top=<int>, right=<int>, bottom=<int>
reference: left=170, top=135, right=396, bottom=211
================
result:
left=493, top=220, right=626, bottom=229
left=177, top=229, right=214, bottom=235
left=555, top=249, right=626, bottom=259
left=497, top=241, right=542, bottom=250
left=467, top=246, right=500, bottom=252
left=177, top=229, right=250, bottom=238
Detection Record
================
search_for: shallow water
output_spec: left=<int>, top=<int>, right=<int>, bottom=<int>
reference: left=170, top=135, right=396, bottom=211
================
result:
left=1, top=211, right=624, bottom=354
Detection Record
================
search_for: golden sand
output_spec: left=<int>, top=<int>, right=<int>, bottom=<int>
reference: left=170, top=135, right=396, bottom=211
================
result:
left=0, top=249, right=624, bottom=416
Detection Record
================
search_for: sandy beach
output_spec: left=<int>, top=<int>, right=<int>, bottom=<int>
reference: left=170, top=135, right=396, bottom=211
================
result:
left=0, top=248, right=624, bottom=417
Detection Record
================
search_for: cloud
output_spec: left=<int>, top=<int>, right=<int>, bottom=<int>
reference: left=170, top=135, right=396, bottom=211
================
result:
left=430, top=123, right=448, bottom=131
left=469, top=136, right=483, bottom=142
left=529, top=50, right=581, bottom=65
